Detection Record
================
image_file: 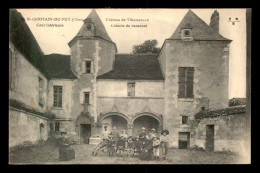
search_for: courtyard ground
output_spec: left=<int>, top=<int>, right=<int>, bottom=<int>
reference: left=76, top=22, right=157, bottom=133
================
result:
left=9, top=141, right=244, bottom=164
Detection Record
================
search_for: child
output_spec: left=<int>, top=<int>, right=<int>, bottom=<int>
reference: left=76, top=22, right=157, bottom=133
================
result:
left=116, top=136, right=125, bottom=157
left=153, top=136, right=160, bottom=161
left=107, top=134, right=116, bottom=156
left=127, top=136, right=134, bottom=157
left=133, top=136, right=142, bottom=157
left=160, top=129, right=169, bottom=161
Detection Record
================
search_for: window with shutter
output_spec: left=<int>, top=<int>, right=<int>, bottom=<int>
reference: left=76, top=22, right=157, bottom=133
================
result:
left=178, top=67, right=194, bottom=98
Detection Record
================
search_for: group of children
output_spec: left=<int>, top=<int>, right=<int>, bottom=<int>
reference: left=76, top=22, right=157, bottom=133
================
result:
left=92, top=127, right=169, bottom=161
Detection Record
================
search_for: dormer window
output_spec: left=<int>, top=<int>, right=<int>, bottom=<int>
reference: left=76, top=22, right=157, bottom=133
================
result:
left=181, top=29, right=193, bottom=41
left=86, top=24, right=92, bottom=30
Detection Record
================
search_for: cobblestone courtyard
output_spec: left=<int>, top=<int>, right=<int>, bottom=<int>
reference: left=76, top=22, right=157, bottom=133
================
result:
left=9, top=141, right=246, bottom=164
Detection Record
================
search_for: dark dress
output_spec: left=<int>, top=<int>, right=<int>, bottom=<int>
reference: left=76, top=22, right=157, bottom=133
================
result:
left=134, top=140, right=142, bottom=154
left=58, top=137, right=75, bottom=161
left=140, top=139, right=153, bottom=160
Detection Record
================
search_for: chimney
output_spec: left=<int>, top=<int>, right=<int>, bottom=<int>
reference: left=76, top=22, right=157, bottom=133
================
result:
left=210, top=10, right=219, bottom=33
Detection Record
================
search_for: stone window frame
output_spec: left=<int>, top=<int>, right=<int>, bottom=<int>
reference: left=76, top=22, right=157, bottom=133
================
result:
left=181, top=29, right=193, bottom=41
left=84, top=92, right=90, bottom=105
left=82, top=58, right=93, bottom=74
left=182, top=115, right=189, bottom=125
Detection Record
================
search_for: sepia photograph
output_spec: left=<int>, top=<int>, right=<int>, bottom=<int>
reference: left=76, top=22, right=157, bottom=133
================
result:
left=9, top=8, right=251, bottom=164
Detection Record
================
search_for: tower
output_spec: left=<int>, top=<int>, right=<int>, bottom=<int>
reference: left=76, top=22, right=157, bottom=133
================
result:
left=68, top=9, right=117, bottom=144
left=158, top=10, right=231, bottom=148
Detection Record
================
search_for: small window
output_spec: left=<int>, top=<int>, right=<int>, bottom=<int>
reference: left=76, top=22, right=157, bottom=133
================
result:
left=39, top=77, right=44, bottom=106
left=181, top=29, right=193, bottom=41
left=184, top=30, right=190, bottom=36
left=53, top=86, right=62, bottom=108
left=84, top=92, right=90, bottom=105
left=85, top=61, right=91, bottom=73
left=55, top=122, right=60, bottom=131
left=87, top=24, right=92, bottom=30
left=182, top=116, right=189, bottom=125
left=127, top=83, right=135, bottom=97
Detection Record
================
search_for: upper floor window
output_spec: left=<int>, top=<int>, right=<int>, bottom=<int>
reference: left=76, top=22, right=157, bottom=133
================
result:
left=85, top=60, right=92, bottom=73
left=53, top=86, right=62, bottom=108
left=127, top=83, right=135, bottom=97
left=84, top=92, right=90, bottom=105
left=182, top=116, right=189, bottom=125
left=38, top=77, right=44, bottom=106
left=178, top=67, right=194, bottom=98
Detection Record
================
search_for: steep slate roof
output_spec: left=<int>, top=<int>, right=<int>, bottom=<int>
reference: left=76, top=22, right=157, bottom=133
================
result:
left=169, top=10, right=230, bottom=41
left=68, top=9, right=116, bottom=49
left=42, top=54, right=77, bottom=79
left=9, top=9, right=49, bottom=78
left=97, top=54, right=164, bottom=80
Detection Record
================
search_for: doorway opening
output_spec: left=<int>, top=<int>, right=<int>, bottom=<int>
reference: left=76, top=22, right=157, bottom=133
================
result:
left=178, top=132, right=190, bottom=149
left=80, top=124, right=91, bottom=144
left=206, top=125, right=214, bottom=152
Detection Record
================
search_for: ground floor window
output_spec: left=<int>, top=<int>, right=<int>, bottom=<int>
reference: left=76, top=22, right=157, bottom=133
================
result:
left=55, top=122, right=60, bottom=131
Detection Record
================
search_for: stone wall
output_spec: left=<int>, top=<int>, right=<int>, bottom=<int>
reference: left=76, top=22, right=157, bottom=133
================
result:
left=9, top=42, right=50, bottom=148
left=158, top=40, right=230, bottom=147
left=9, top=42, right=48, bottom=113
left=194, top=113, right=247, bottom=153
left=9, top=108, right=49, bottom=148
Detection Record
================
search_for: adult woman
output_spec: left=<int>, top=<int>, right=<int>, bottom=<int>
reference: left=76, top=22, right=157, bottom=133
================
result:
left=140, top=134, right=153, bottom=161
left=58, top=129, right=75, bottom=161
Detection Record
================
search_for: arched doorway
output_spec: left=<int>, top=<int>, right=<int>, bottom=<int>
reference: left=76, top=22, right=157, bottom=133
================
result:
left=102, top=115, right=128, bottom=135
left=76, top=114, right=93, bottom=144
left=132, top=114, right=162, bottom=138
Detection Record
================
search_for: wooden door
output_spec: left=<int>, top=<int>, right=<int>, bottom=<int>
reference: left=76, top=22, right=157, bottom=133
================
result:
left=206, top=125, right=214, bottom=152
left=178, top=132, right=190, bottom=149
left=80, top=124, right=91, bottom=144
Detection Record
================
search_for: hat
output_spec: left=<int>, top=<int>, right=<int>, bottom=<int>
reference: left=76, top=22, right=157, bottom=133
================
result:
left=113, top=127, right=116, bottom=130
left=151, top=128, right=155, bottom=131
left=136, top=136, right=139, bottom=139
left=128, top=136, right=133, bottom=139
left=141, top=127, right=145, bottom=130
left=161, top=129, right=169, bottom=135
